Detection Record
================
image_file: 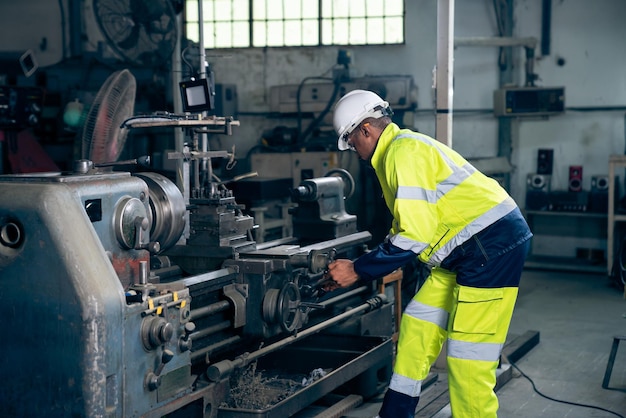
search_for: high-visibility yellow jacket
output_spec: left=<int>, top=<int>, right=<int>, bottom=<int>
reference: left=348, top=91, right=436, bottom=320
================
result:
left=369, top=123, right=518, bottom=267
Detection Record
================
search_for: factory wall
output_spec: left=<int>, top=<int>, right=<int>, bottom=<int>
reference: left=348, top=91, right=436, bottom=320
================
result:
left=205, top=0, right=626, bottom=208
left=0, top=0, right=624, bottom=256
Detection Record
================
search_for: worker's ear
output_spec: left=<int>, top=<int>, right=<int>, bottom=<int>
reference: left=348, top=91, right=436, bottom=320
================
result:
left=361, top=122, right=371, bottom=137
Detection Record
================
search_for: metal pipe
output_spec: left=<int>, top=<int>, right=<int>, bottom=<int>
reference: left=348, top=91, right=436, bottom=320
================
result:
left=455, top=36, right=538, bottom=49
left=69, top=0, right=82, bottom=57
left=525, top=47, right=536, bottom=86
left=206, top=294, right=387, bottom=381
left=139, top=261, right=148, bottom=285
left=301, top=231, right=372, bottom=253
left=255, top=237, right=298, bottom=250
left=315, top=286, right=369, bottom=308
left=191, top=335, right=242, bottom=363
left=190, top=300, right=231, bottom=321
left=436, top=0, right=454, bottom=147
left=197, top=0, right=210, bottom=192
left=189, top=320, right=231, bottom=340
left=198, top=0, right=206, bottom=80
left=151, top=265, right=183, bottom=280
left=498, top=0, right=515, bottom=192
left=541, top=0, right=552, bottom=56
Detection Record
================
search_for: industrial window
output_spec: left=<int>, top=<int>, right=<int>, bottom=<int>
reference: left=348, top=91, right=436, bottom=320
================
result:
left=184, top=0, right=405, bottom=48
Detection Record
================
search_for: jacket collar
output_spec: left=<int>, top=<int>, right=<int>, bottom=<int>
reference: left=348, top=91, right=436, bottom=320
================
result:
left=371, top=122, right=401, bottom=170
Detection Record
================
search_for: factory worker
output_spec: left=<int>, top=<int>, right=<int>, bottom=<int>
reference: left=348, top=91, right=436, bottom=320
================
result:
left=326, top=90, right=532, bottom=418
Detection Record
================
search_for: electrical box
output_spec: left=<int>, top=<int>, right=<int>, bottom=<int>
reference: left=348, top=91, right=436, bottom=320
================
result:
left=269, top=75, right=417, bottom=114
left=210, top=84, right=238, bottom=117
left=0, top=86, right=44, bottom=128
left=493, top=87, right=565, bottom=117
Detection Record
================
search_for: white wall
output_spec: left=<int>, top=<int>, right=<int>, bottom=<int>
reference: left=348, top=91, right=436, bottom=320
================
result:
left=513, top=0, right=626, bottom=199
left=0, top=0, right=65, bottom=67
left=1, top=0, right=624, bottom=257
left=203, top=0, right=626, bottom=208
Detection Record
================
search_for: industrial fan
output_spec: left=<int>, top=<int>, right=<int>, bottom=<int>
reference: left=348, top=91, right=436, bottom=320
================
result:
left=93, top=0, right=178, bottom=67
left=81, top=69, right=136, bottom=164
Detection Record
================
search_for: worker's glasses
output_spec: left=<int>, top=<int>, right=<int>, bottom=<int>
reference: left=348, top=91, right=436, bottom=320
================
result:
left=341, top=133, right=356, bottom=151
left=342, top=122, right=370, bottom=152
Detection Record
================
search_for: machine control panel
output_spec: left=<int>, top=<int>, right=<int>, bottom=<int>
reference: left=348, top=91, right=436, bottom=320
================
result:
left=493, top=86, right=565, bottom=117
left=0, top=86, right=44, bottom=128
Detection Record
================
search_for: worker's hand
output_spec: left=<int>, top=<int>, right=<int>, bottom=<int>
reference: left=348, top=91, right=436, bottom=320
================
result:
left=326, top=259, right=359, bottom=288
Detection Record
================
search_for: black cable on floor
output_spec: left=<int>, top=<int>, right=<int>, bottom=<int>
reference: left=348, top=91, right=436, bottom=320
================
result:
left=617, top=233, right=626, bottom=290
left=510, top=361, right=625, bottom=418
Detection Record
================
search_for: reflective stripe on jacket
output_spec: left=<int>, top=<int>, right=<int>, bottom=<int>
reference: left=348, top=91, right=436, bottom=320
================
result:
left=370, top=123, right=517, bottom=267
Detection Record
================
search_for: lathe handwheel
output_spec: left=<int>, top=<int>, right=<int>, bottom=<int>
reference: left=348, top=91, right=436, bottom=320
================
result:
left=277, top=282, right=302, bottom=333
left=263, top=283, right=302, bottom=333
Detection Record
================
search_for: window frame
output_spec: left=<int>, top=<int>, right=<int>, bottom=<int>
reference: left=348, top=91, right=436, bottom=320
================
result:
left=183, top=0, right=405, bottom=49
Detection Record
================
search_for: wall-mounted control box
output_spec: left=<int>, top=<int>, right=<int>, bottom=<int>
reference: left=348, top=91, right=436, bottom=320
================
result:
left=494, top=86, right=565, bottom=117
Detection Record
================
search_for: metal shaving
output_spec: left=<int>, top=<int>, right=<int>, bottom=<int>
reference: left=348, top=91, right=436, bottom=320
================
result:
left=223, top=362, right=334, bottom=410
left=223, top=362, right=300, bottom=410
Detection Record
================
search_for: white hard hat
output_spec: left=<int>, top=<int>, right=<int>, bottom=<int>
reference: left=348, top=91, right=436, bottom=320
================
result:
left=333, top=90, right=392, bottom=151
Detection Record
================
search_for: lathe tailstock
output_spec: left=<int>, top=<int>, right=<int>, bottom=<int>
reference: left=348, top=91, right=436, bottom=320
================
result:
left=0, top=160, right=394, bottom=417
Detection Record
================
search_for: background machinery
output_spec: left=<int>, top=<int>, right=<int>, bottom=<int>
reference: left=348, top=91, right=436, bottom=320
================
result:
left=0, top=73, right=394, bottom=417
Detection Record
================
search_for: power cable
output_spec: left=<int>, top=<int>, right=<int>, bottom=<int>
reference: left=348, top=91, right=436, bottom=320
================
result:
left=58, top=0, right=67, bottom=59
left=609, top=233, right=626, bottom=290
left=295, top=76, right=334, bottom=141
left=509, top=360, right=625, bottom=418
left=298, top=78, right=341, bottom=144
left=618, top=234, right=626, bottom=289
left=181, top=44, right=197, bottom=78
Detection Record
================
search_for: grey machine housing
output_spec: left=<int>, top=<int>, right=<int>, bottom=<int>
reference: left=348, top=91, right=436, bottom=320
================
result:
left=0, top=162, right=393, bottom=418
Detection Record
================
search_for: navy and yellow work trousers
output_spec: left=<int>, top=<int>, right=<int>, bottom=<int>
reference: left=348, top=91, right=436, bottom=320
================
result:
left=381, top=237, right=530, bottom=418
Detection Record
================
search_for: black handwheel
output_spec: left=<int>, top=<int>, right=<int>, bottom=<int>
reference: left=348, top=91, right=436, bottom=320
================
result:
left=276, top=282, right=302, bottom=333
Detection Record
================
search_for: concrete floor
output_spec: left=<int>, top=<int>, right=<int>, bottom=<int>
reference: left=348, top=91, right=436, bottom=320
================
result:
left=341, top=268, right=626, bottom=418
left=494, top=268, right=626, bottom=418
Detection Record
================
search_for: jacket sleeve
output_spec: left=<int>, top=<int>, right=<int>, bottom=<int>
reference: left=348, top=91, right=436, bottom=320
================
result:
left=353, top=241, right=417, bottom=282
